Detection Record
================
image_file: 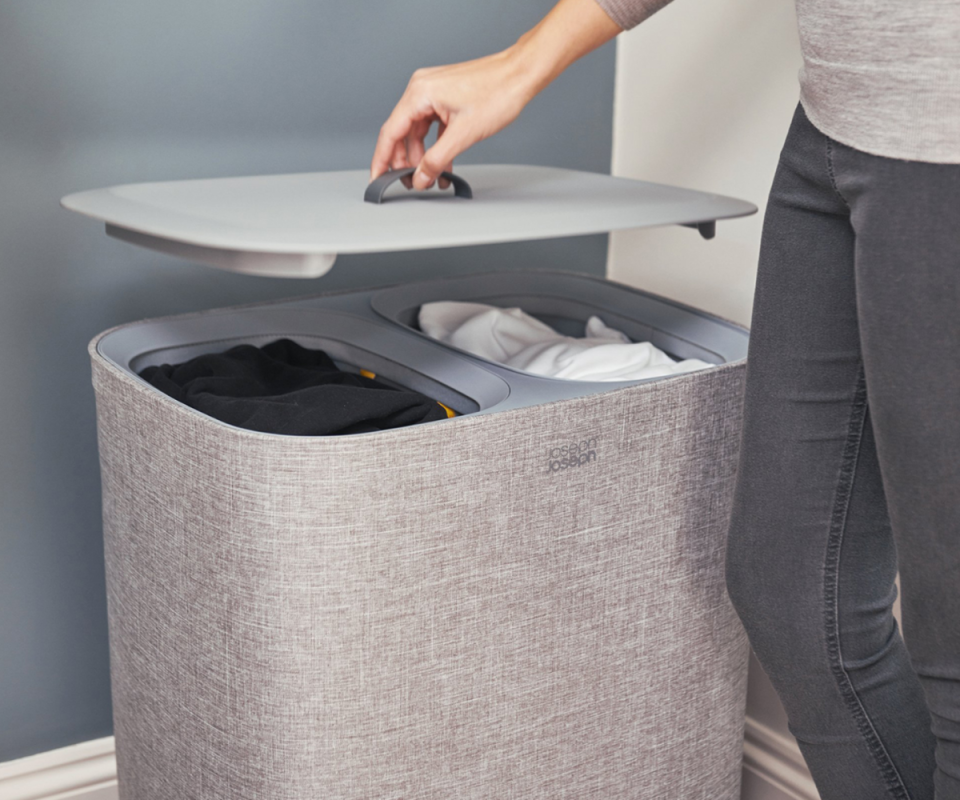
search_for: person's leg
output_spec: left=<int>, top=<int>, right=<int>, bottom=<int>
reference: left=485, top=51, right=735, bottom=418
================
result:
left=725, top=104, right=937, bottom=800
left=831, top=144, right=960, bottom=799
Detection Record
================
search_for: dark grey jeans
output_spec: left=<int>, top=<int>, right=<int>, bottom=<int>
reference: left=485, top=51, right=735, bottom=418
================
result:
left=725, top=104, right=960, bottom=800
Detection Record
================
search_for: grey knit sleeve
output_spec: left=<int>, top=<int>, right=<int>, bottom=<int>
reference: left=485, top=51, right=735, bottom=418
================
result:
left=594, top=0, right=674, bottom=30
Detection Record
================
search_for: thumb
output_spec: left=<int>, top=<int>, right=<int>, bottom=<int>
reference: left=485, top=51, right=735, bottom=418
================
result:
left=413, top=119, right=473, bottom=190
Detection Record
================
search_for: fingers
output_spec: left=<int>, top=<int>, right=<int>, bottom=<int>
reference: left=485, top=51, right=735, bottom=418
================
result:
left=413, top=117, right=471, bottom=190
left=374, top=49, right=537, bottom=189
left=390, top=139, right=409, bottom=171
left=372, top=84, right=431, bottom=181
left=371, top=111, right=411, bottom=182
left=385, top=139, right=414, bottom=189
left=436, top=122, right=451, bottom=190
left=403, top=117, right=432, bottom=188
left=406, top=118, right=430, bottom=171
left=441, top=160, right=455, bottom=190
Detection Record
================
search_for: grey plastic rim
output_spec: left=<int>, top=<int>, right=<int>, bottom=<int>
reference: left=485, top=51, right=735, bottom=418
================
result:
left=370, top=270, right=750, bottom=376
left=93, top=272, right=750, bottom=437
left=96, top=309, right=512, bottom=418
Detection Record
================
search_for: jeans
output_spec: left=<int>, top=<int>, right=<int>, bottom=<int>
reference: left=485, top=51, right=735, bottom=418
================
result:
left=725, top=104, right=960, bottom=800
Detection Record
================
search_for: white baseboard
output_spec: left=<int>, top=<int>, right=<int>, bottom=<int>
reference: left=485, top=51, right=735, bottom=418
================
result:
left=0, top=737, right=118, bottom=800
left=743, top=716, right=820, bottom=800
left=0, top=718, right=815, bottom=800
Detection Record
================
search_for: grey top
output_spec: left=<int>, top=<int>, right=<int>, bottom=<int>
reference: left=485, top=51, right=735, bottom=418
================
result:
left=596, top=0, right=960, bottom=164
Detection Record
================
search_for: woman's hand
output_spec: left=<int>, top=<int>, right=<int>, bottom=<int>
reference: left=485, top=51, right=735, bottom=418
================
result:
left=371, top=50, right=538, bottom=191
left=370, top=0, right=622, bottom=191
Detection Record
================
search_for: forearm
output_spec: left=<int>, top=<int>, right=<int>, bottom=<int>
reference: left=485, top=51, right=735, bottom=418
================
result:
left=372, top=0, right=667, bottom=185
left=507, top=0, right=624, bottom=101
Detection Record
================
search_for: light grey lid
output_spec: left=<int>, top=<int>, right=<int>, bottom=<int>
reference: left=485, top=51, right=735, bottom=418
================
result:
left=60, top=165, right=756, bottom=279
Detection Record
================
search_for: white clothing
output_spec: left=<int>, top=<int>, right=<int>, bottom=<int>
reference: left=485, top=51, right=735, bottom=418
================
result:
left=418, top=302, right=713, bottom=382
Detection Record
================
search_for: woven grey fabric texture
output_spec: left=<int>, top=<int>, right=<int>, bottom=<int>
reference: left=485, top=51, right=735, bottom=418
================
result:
left=92, top=335, right=749, bottom=799
left=595, top=0, right=670, bottom=31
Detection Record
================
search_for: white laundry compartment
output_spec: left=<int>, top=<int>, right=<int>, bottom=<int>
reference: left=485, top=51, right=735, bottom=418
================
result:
left=65, top=165, right=756, bottom=800
left=371, top=269, right=748, bottom=377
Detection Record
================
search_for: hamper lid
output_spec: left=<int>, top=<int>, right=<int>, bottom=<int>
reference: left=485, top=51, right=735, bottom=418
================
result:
left=60, top=165, right=756, bottom=278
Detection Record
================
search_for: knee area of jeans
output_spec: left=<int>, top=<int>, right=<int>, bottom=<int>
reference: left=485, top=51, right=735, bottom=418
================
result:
left=725, top=557, right=787, bottom=636
left=724, top=511, right=818, bottom=596
left=724, top=555, right=825, bottom=665
left=724, top=536, right=787, bottom=617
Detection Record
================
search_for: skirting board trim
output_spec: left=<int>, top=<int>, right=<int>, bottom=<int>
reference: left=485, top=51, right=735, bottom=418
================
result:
left=743, top=716, right=820, bottom=800
left=0, top=737, right=118, bottom=800
left=0, top=719, right=817, bottom=800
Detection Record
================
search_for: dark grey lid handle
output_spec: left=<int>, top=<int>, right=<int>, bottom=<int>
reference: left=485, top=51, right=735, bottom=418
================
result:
left=364, top=167, right=473, bottom=204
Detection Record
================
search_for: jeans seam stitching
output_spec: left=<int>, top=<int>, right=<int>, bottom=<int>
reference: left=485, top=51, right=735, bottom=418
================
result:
left=823, top=365, right=913, bottom=800
left=825, top=138, right=851, bottom=209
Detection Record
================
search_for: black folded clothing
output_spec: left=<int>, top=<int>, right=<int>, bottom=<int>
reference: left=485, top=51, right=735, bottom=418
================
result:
left=139, top=339, right=449, bottom=436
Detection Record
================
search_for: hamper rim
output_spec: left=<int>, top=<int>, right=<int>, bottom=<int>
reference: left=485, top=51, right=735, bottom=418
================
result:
left=370, top=268, right=751, bottom=336
left=90, top=342, right=746, bottom=444
left=368, top=269, right=749, bottom=383
left=87, top=268, right=749, bottom=442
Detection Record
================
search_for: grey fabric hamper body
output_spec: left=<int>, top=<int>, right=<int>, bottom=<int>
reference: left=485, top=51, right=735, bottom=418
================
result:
left=89, top=270, right=751, bottom=799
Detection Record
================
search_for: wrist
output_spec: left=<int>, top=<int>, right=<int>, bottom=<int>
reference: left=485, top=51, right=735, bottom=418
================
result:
left=505, top=0, right=621, bottom=101
left=504, top=33, right=563, bottom=102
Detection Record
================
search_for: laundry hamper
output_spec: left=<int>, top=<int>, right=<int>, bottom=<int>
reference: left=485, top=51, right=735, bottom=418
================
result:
left=65, top=166, right=756, bottom=800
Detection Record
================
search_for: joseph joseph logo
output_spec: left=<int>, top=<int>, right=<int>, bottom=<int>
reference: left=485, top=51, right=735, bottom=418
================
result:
left=546, top=435, right=600, bottom=474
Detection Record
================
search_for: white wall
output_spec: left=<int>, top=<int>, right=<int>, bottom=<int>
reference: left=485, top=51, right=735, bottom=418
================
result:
left=608, top=0, right=801, bottom=326
left=607, top=1, right=817, bottom=797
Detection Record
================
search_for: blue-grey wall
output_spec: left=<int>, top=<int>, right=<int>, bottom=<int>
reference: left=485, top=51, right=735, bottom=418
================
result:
left=0, top=0, right=614, bottom=762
